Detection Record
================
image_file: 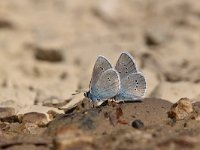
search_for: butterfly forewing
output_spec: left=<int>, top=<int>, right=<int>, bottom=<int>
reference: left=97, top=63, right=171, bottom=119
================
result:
left=90, top=56, right=112, bottom=91
left=91, top=68, right=120, bottom=100
left=115, top=52, right=138, bottom=79
left=115, top=73, right=146, bottom=101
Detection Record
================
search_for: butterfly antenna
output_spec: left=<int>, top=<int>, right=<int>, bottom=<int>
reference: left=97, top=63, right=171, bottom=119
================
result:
left=72, top=89, right=87, bottom=95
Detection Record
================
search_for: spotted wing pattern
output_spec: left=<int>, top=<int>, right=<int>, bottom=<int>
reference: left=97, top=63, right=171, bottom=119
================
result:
left=115, top=52, right=138, bottom=80
left=90, top=68, right=120, bottom=101
left=115, top=73, right=146, bottom=101
left=89, top=56, right=112, bottom=91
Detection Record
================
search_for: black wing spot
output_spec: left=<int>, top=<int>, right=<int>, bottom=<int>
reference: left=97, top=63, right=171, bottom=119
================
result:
left=134, top=88, right=137, bottom=90
left=108, top=77, right=111, bottom=81
left=119, top=71, right=121, bottom=74
left=125, top=71, right=128, bottom=74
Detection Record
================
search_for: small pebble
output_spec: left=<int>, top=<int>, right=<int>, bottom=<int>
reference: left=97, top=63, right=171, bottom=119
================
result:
left=0, top=19, right=14, bottom=29
left=54, top=128, right=94, bottom=150
left=34, top=47, right=63, bottom=62
left=168, top=97, right=193, bottom=120
left=21, top=112, right=49, bottom=127
left=131, top=120, right=144, bottom=129
left=0, top=107, right=16, bottom=119
left=144, top=27, right=169, bottom=47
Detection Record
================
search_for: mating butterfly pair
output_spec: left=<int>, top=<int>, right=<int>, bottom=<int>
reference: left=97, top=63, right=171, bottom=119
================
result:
left=84, top=52, right=147, bottom=105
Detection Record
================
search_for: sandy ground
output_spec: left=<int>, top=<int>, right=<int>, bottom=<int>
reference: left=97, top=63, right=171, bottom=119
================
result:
left=0, top=0, right=200, bottom=150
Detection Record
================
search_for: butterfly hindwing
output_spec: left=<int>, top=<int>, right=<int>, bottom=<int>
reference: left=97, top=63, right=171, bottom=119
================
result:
left=115, top=73, right=146, bottom=101
left=90, top=68, right=120, bottom=100
left=115, top=52, right=138, bottom=79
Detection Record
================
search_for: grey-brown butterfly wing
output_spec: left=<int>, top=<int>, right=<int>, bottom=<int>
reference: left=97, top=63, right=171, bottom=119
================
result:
left=115, top=52, right=138, bottom=79
left=90, top=68, right=120, bottom=100
left=89, top=56, right=112, bottom=91
left=115, top=73, right=146, bottom=101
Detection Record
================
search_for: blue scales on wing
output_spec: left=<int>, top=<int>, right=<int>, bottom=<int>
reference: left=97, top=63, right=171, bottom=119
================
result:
left=115, top=52, right=138, bottom=79
left=115, top=72, right=146, bottom=101
left=115, top=52, right=146, bottom=101
left=90, top=68, right=120, bottom=101
left=89, top=56, right=112, bottom=91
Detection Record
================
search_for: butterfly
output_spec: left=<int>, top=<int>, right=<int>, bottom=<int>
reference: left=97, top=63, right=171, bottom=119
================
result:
left=84, top=52, right=147, bottom=105
left=84, top=56, right=120, bottom=106
left=114, top=52, right=146, bottom=101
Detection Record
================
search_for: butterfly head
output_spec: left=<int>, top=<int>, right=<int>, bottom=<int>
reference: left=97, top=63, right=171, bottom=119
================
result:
left=84, top=91, right=101, bottom=101
left=84, top=91, right=92, bottom=100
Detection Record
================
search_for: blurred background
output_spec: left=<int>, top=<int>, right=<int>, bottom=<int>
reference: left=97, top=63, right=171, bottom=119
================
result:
left=0, top=0, right=200, bottom=108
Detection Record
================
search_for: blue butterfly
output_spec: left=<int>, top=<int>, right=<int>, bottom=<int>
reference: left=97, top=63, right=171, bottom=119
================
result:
left=84, top=56, right=120, bottom=105
left=114, top=52, right=146, bottom=101
left=85, top=52, right=147, bottom=105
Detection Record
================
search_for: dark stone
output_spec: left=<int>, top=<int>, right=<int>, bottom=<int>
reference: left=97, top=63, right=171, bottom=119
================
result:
left=131, top=120, right=144, bottom=129
left=0, top=19, right=14, bottom=29
left=34, top=47, right=63, bottom=63
left=144, top=28, right=170, bottom=47
left=0, top=107, right=15, bottom=119
left=0, top=107, right=18, bottom=123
